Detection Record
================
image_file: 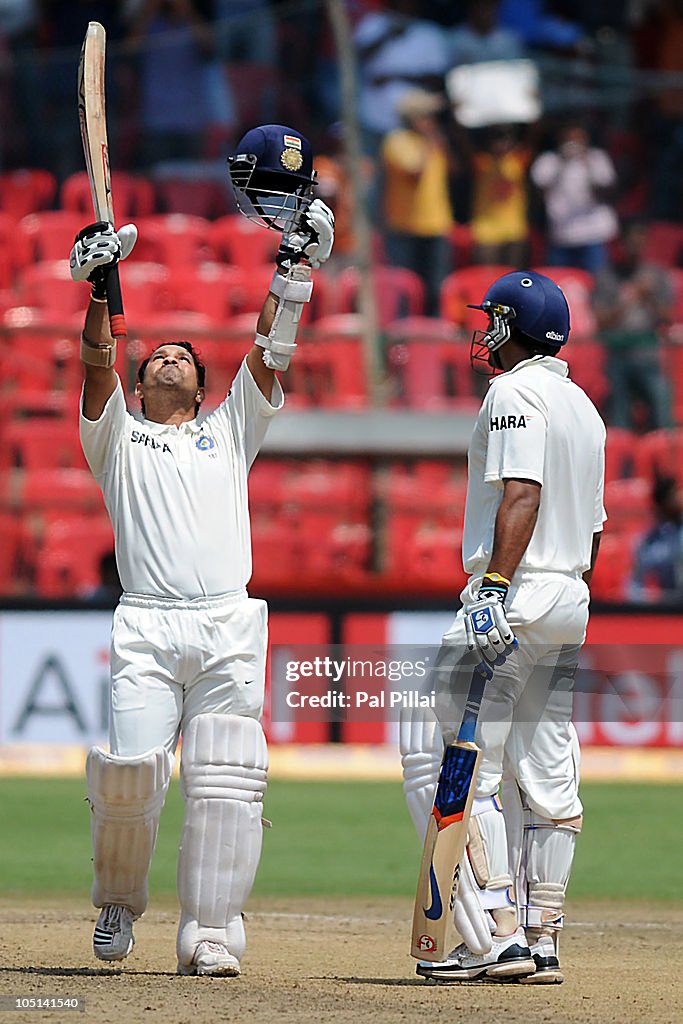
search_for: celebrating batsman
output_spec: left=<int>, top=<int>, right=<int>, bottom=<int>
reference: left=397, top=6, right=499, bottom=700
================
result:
left=72, top=125, right=334, bottom=976
left=402, top=271, right=606, bottom=983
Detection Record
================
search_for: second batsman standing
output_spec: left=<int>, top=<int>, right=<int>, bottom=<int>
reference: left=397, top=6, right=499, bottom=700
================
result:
left=402, top=271, right=606, bottom=983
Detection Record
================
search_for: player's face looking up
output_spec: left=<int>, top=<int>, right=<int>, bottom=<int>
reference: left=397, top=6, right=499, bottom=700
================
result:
left=135, top=344, right=206, bottom=420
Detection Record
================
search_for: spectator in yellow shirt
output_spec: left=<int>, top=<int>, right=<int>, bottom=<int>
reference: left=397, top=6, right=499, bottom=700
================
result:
left=471, top=125, right=530, bottom=267
left=381, top=89, right=454, bottom=315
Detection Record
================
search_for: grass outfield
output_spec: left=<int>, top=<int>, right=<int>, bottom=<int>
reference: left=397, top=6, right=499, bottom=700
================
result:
left=1, top=779, right=681, bottom=902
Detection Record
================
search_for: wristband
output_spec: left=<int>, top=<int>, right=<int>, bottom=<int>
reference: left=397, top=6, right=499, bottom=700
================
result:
left=80, top=332, right=116, bottom=368
left=479, top=572, right=510, bottom=602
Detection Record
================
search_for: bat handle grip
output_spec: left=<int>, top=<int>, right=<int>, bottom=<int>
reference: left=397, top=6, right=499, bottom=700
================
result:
left=105, top=265, right=127, bottom=340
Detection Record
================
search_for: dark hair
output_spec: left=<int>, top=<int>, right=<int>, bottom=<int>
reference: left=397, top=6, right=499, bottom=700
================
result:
left=137, top=341, right=206, bottom=417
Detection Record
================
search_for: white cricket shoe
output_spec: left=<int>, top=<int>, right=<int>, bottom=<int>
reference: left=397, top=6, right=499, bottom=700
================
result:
left=519, top=935, right=564, bottom=984
left=177, top=941, right=241, bottom=977
left=416, top=927, right=536, bottom=982
left=93, top=905, right=135, bottom=961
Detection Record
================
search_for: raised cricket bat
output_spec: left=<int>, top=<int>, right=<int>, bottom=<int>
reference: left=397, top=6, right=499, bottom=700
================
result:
left=410, top=669, right=486, bottom=962
left=78, top=21, right=127, bottom=341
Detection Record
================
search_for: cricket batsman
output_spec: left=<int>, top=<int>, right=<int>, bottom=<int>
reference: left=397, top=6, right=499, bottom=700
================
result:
left=401, top=271, right=606, bottom=982
left=70, top=125, right=334, bottom=975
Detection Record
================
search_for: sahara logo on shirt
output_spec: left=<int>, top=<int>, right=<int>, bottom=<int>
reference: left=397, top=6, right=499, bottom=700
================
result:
left=195, top=435, right=216, bottom=452
left=489, top=414, right=532, bottom=430
left=130, top=430, right=172, bottom=453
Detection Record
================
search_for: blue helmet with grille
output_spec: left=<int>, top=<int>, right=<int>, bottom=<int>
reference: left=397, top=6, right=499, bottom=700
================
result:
left=468, top=271, right=571, bottom=373
left=227, top=124, right=315, bottom=232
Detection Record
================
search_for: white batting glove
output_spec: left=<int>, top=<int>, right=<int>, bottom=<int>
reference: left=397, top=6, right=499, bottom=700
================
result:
left=464, top=575, right=518, bottom=668
left=277, top=198, right=335, bottom=270
left=70, top=221, right=137, bottom=298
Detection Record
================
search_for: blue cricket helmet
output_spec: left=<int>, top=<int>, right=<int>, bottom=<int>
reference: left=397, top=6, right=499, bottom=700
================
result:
left=227, top=124, right=315, bottom=232
left=469, top=270, right=571, bottom=372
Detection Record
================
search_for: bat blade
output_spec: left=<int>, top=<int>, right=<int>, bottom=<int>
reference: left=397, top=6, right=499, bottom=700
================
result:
left=410, top=738, right=482, bottom=962
left=78, top=21, right=126, bottom=340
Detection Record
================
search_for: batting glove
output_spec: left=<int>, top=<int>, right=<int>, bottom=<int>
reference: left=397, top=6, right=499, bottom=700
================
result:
left=464, top=574, right=518, bottom=667
left=70, top=221, right=137, bottom=298
left=276, top=198, right=335, bottom=271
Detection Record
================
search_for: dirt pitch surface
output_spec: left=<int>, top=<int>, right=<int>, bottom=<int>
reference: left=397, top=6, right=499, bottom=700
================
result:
left=1, top=898, right=681, bottom=1024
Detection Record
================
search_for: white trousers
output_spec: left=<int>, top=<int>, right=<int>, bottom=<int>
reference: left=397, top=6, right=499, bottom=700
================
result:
left=436, top=571, right=589, bottom=821
left=109, top=592, right=268, bottom=757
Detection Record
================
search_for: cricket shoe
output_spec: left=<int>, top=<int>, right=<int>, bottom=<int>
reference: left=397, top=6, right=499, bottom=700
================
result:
left=93, top=904, right=135, bottom=961
left=416, top=928, right=536, bottom=982
left=519, top=935, right=564, bottom=984
left=177, top=941, right=241, bottom=977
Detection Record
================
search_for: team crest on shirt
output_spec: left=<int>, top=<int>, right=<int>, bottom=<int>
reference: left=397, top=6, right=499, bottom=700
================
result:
left=196, top=435, right=215, bottom=451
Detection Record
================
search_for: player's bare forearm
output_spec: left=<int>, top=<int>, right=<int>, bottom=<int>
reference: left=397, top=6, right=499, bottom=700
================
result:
left=246, top=290, right=279, bottom=400
left=81, top=296, right=117, bottom=421
left=582, top=531, right=602, bottom=588
left=487, top=478, right=542, bottom=581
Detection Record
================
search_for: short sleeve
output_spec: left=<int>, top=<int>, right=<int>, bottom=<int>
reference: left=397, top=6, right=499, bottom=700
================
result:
left=483, top=381, right=548, bottom=486
left=79, top=376, right=128, bottom=479
left=530, top=152, right=560, bottom=189
left=204, top=357, right=284, bottom=469
left=594, top=430, right=607, bottom=532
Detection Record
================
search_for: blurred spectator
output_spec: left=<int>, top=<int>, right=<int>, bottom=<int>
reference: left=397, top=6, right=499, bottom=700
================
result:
left=498, top=0, right=586, bottom=52
left=469, top=125, right=531, bottom=265
left=530, top=123, right=618, bottom=272
left=214, top=0, right=276, bottom=127
left=592, top=220, right=673, bottom=430
left=354, top=0, right=450, bottom=153
left=629, top=476, right=683, bottom=603
left=314, top=124, right=374, bottom=268
left=448, top=0, right=524, bottom=66
left=380, top=88, right=454, bottom=315
left=127, top=0, right=235, bottom=168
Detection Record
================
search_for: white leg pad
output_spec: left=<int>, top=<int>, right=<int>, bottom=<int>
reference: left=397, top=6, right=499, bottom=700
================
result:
left=399, top=706, right=442, bottom=842
left=468, top=796, right=514, bottom=906
left=176, top=714, right=268, bottom=967
left=453, top=852, right=494, bottom=955
left=87, top=745, right=173, bottom=918
left=522, top=811, right=581, bottom=932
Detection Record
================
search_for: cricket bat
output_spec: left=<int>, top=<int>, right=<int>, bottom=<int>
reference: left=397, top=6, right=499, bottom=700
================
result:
left=78, top=21, right=127, bottom=341
left=410, top=668, right=486, bottom=962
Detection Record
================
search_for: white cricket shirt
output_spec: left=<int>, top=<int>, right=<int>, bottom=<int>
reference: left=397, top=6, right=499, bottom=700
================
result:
left=80, top=357, right=283, bottom=600
left=463, top=355, right=606, bottom=577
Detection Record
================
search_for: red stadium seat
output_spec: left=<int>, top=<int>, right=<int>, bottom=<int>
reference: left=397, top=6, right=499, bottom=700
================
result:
left=132, top=215, right=213, bottom=267
left=642, top=221, right=683, bottom=267
left=385, top=316, right=479, bottom=409
left=16, top=260, right=86, bottom=318
left=0, top=169, right=57, bottom=218
left=209, top=214, right=279, bottom=269
left=61, top=171, right=155, bottom=221
left=0, top=333, right=82, bottom=396
left=0, top=512, right=23, bottom=588
left=337, top=266, right=425, bottom=327
left=155, top=177, right=230, bottom=218
left=19, top=469, right=103, bottom=513
left=287, top=315, right=368, bottom=408
left=118, top=261, right=171, bottom=322
left=18, top=211, right=85, bottom=263
left=588, top=532, right=634, bottom=602
left=633, top=429, right=683, bottom=487
left=566, top=338, right=609, bottom=410
left=0, top=211, right=30, bottom=287
left=165, top=264, right=245, bottom=322
left=440, top=265, right=513, bottom=331
left=604, top=427, right=639, bottom=482
left=34, top=515, right=115, bottom=597
left=604, top=477, right=652, bottom=534
left=0, top=420, right=86, bottom=471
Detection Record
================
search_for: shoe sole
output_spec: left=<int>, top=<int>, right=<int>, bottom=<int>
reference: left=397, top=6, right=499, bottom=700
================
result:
left=93, top=940, right=134, bottom=962
left=519, top=968, right=564, bottom=985
left=177, top=963, right=241, bottom=977
left=418, top=958, right=536, bottom=982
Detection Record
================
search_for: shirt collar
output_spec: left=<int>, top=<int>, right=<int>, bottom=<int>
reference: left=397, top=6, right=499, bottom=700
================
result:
left=502, top=354, right=569, bottom=379
left=141, top=417, right=203, bottom=436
